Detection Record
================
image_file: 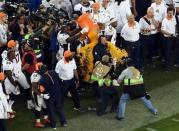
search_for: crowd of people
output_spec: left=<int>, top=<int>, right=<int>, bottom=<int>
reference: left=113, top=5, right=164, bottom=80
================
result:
left=0, top=0, right=179, bottom=130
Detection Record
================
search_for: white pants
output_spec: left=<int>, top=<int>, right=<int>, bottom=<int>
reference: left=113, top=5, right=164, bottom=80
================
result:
left=32, top=93, right=47, bottom=111
left=14, top=71, right=30, bottom=89
left=4, top=78, right=20, bottom=95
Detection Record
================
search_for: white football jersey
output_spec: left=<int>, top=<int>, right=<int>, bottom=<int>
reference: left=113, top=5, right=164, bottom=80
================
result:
left=14, top=51, right=22, bottom=71
left=74, top=1, right=94, bottom=13
left=1, top=50, right=7, bottom=62
left=57, top=32, right=70, bottom=45
left=2, top=50, right=22, bottom=73
left=31, top=72, right=41, bottom=83
left=2, top=59, right=14, bottom=72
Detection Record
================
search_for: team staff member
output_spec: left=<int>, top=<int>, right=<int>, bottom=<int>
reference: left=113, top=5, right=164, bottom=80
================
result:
left=22, top=41, right=37, bottom=109
left=0, top=72, right=11, bottom=131
left=150, top=0, right=167, bottom=58
left=121, top=14, right=141, bottom=70
left=116, top=58, right=157, bottom=120
left=39, top=69, right=67, bottom=129
left=55, top=50, right=82, bottom=111
left=139, top=7, right=158, bottom=69
left=161, top=7, right=176, bottom=71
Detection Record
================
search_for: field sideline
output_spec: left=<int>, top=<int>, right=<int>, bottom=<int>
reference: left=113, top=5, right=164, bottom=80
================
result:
left=6, top=67, right=179, bottom=131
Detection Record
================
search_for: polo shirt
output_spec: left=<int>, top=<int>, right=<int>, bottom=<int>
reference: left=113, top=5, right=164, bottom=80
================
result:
left=151, top=2, right=167, bottom=23
left=161, top=17, right=176, bottom=37
left=115, top=0, right=132, bottom=33
left=55, top=58, right=77, bottom=80
left=139, top=17, right=157, bottom=35
left=121, top=22, right=140, bottom=42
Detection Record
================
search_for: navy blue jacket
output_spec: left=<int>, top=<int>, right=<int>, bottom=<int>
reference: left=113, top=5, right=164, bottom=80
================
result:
left=39, top=70, right=63, bottom=101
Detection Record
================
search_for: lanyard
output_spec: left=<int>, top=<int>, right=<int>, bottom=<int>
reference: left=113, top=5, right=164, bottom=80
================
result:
left=45, top=72, right=54, bottom=85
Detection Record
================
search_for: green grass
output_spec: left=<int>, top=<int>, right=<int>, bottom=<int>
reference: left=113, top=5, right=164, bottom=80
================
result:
left=5, top=65, right=179, bottom=131
left=134, top=114, right=179, bottom=131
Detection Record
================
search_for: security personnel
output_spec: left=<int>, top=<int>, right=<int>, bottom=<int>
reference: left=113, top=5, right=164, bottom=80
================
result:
left=91, top=55, right=118, bottom=116
left=39, top=70, right=67, bottom=129
left=116, top=58, right=157, bottom=120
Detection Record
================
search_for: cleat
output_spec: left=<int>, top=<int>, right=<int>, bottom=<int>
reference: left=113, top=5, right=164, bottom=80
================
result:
left=43, top=118, right=50, bottom=124
left=35, top=122, right=44, bottom=128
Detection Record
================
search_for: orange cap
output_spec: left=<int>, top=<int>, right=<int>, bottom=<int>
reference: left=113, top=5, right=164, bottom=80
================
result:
left=92, top=3, right=100, bottom=10
left=64, top=50, right=73, bottom=58
left=36, top=62, right=43, bottom=71
left=7, top=40, right=16, bottom=48
left=0, top=72, right=5, bottom=81
left=0, top=12, right=6, bottom=18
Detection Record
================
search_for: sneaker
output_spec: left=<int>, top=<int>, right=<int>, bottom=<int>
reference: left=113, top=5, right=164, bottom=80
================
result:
left=74, top=107, right=86, bottom=113
left=67, top=92, right=72, bottom=98
left=154, top=111, right=158, bottom=115
left=61, top=122, right=67, bottom=127
left=88, top=107, right=96, bottom=111
left=153, top=109, right=158, bottom=116
left=115, top=116, right=124, bottom=121
left=35, top=122, right=44, bottom=128
left=52, top=127, right=57, bottom=130
left=174, top=64, right=179, bottom=67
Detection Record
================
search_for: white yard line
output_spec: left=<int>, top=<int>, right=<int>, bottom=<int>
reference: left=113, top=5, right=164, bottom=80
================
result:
left=146, top=127, right=158, bottom=131
left=171, top=118, right=179, bottom=122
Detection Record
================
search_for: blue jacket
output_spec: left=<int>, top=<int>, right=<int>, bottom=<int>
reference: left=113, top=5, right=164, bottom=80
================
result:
left=27, top=0, right=42, bottom=12
left=39, top=70, right=63, bottom=101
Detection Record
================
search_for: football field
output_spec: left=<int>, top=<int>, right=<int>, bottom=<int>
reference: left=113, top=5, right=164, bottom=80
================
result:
left=6, top=66, right=179, bottom=131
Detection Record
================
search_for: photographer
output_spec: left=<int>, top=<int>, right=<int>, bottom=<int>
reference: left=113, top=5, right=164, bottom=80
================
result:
left=49, top=22, right=59, bottom=70
left=9, top=14, right=26, bottom=42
